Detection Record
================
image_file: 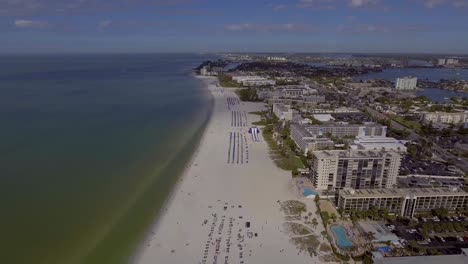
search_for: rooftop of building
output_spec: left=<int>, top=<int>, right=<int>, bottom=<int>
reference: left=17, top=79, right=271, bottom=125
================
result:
left=313, top=149, right=399, bottom=159
left=351, top=136, right=407, bottom=151
left=313, top=114, right=334, bottom=122
left=273, top=103, right=290, bottom=112
left=340, top=187, right=468, bottom=199
left=373, top=252, right=468, bottom=264
left=305, top=121, right=382, bottom=128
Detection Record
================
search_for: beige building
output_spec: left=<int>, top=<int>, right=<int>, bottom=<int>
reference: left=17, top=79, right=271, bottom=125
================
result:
left=395, top=77, right=418, bottom=90
left=272, top=103, right=294, bottom=121
left=305, top=123, right=387, bottom=138
left=338, top=187, right=468, bottom=217
left=311, top=150, right=401, bottom=191
left=421, top=111, right=467, bottom=124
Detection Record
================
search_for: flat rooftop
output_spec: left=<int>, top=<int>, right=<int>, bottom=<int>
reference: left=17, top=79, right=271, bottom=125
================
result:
left=373, top=254, right=468, bottom=264
left=305, top=122, right=381, bottom=128
left=340, top=187, right=468, bottom=199
left=313, top=150, right=398, bottom=159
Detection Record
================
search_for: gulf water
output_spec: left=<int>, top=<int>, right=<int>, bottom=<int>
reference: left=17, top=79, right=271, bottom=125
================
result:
left=0, top=53, right=213, bottom=263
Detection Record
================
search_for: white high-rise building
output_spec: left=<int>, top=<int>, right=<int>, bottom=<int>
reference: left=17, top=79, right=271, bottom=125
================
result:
left=311, top=150, right=401, bottom=191
left=395, top=77, right=417, bottom=90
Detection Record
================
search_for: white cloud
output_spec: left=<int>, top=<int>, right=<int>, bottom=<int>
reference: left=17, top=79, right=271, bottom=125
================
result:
left=225, top=23, right=314, bottom=32
left=298, top=0, right=336, bottom=9
left=452, top=0, right=468, bottom=7
left=337, top=24, right=429, bottom=33
left=272, top=4, right=288, bottom=11
left=14, top=19, right=48, bottom=29
left=349, top=0, right=379, bottom=8
left=423, top=0, right=446, bottom=8
left=98, top=20, right=112, bottom=30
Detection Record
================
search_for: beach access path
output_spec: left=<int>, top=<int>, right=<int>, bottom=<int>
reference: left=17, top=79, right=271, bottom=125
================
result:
left=133, top=76, right=332, bottom=264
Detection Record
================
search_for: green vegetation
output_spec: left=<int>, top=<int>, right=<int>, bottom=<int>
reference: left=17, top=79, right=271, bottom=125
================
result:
left=353, top=253, right=373, bottom=264
left=218, top=75, right=240, bottom=87
left=236, top=88, right=259, bottom=101
left=259, top=115, right=305, bottom=172
left=421, top=222, right=468, bottom=237
left=345, top=207, right=392, bottom=223
left=280, top=200, right=307, bottom=215
left=290, top=235, right=320, bottom=254
left=407, top=144, right=417, bottom=158
left=428, top=104, right=455, bottom=112
left=276, top=79, right=300, bottom=85
left=319, top=243, right=332, bottom=252
left=392, top=115, right=421, bottom=132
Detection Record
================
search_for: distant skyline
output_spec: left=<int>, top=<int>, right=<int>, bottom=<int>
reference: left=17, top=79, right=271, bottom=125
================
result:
left=1, top=0, right=468, bottom=54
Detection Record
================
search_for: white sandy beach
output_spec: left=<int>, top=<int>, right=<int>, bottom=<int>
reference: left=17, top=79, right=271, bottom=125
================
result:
left=133, top=76, right=336, bottom=264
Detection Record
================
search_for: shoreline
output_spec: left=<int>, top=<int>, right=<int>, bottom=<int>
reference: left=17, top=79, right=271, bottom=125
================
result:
left=130, top=75, right=216, bottom=263
left=134, top=75, right=335, bottom=264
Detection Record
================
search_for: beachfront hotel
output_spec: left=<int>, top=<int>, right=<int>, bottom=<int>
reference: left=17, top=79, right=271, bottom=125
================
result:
left=310, top=150, right=401, bottom=191
left=337, top=187, right=468, bottom=217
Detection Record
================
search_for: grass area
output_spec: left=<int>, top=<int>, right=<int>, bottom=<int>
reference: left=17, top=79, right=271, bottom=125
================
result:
left=392, top=115, right=421, bottom=132
left=263, top=125, right=305, bottom=171
left=218, top=75, right=240, bottom=87
left=319, top=200, right=337, bottom=216
left=293, top=156, right=305, bottom=169
left=253, top=110, right=306, bottom=173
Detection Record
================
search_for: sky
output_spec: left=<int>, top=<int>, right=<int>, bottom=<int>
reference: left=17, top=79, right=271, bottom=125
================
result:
left=1, top=0, right=468, bottom=54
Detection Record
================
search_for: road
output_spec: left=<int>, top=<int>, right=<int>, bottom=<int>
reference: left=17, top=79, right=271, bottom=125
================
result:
left=365, top=106, right=468, bottom=174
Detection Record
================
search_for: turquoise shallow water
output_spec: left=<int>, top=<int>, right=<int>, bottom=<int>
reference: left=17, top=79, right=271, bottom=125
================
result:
left=0, top=54, right=214, bottom=263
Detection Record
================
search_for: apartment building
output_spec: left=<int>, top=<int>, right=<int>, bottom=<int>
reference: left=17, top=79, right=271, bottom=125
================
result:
left=290, top=124, right=334, bottom=155
left=305, top=123, right=387, bottom=138
left=311, top=150, right=401, bottom=191
left=338, top=187, right=468, bottom=217
left=421, top=111, right=467, bottom=125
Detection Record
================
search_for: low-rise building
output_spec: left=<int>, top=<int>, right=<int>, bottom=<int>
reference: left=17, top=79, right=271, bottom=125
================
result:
left=290, top=124, right=334, bottom=155
left=338, top=187, right=468, bottom=217
left=232, top=76, right=276, bottom=86
left=267, top=56, right=287, bottom=62
left=350, top=136, right=407, bottom=153
left=272, top=103, right=294, bottom=121
left=421, top=111, right=467, bottom=124
left=304, top=95, right=326, bottom=103
left=311, top=150, right=401, bottom=191
left=395, top=77, right=418, bottom=90
left=305, top=122, right=387, bottom=138
left=312, top=114, right=334, bottom=122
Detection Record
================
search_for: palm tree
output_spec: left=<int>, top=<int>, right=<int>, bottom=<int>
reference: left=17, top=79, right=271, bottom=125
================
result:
left=312, top=218, right=318, bottom=229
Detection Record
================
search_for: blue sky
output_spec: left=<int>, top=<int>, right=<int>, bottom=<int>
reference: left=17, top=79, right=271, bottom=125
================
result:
left=1, top=0, right=468, bottom=54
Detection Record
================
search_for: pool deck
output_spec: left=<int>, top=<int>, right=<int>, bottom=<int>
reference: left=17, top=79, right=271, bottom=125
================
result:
left=328, top=222, right=368, bottom=257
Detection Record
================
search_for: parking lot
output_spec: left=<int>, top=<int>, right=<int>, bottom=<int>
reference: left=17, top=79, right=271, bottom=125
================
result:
left=399, top=155, right=463, bottom=176
left=387, top=216, right=468, bottom=255
left=398, top=176, right=465, bottom=189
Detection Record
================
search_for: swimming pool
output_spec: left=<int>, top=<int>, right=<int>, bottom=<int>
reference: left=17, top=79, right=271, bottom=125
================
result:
left=331, top=226, right=353, bottom=249
left=303, top=188, right=317, bottom=197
